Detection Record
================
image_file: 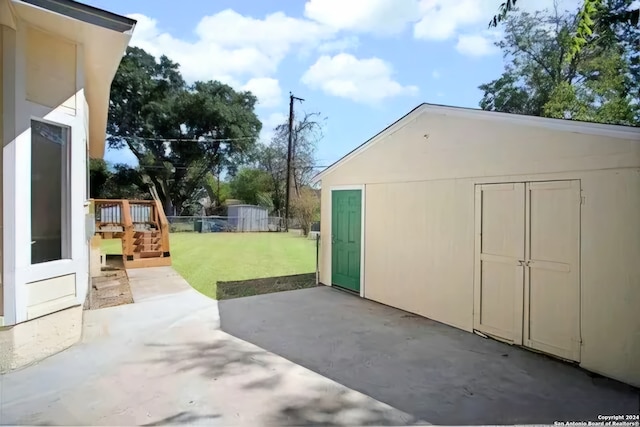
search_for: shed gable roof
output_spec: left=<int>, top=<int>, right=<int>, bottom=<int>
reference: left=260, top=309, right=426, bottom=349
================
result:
left=312, top=103, right=640, bottom=183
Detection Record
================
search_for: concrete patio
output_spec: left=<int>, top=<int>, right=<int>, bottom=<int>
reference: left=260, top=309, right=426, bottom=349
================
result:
left=0, top=268, right=419, bottom=426
left=219, top=286, right=640, bottom=426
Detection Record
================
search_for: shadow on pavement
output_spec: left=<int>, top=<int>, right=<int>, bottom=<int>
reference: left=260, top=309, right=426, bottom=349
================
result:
left=217, top=286, right=640, bottom=426
left=141, top=333, right=419, bottom=426
left=142, top=411, right=221, bottom=426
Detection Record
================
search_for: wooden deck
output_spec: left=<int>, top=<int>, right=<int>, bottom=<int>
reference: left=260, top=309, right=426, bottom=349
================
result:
left=92, top=199, right=171, bottom=269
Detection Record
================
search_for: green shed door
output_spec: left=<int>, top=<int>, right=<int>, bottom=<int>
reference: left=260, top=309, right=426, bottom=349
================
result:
left=331, top=190, right=362, bottom=292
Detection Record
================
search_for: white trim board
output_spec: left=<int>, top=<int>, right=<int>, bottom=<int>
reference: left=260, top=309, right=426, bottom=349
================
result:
left=312, top=103, right=640, bottom=183
left=327, top=185, right=366, bottom=298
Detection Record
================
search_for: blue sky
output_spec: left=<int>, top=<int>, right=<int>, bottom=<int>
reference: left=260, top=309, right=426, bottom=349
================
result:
left=85, top=0, right=579, bottom=168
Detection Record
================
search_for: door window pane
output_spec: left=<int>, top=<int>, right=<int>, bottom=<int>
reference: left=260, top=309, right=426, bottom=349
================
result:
left=31, top=120, right=70, bottom=264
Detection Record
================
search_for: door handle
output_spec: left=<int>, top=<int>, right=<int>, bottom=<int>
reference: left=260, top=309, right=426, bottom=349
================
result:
left=517, top=259, right=525, bottom=266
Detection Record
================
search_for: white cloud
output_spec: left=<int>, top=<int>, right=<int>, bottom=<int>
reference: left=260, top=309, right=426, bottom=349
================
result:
left=455, top=30, right=500, bottom=57
left=411, top=0, right=576, bottom=56
left=126, top=9, right=340, bottom=138
left=127, top=11, right=335, bottom=84
left=318, top=36, right=360, bottom=53
left=301, top=53, right=418, bottom=104
left=195, top=10, right=334, bottom=55
left=242, top=78, right=282, bottom=108
left=413, top=0, right=488, bottom=41
left=260, top=112, right=288, bottom=142
left=304, top=0, right=420, bottom=34
left=432, top=70, right=441, bottom=79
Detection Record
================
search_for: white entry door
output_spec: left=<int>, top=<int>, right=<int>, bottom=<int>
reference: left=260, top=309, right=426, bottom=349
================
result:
left=474, top=180, right=581, bottom=362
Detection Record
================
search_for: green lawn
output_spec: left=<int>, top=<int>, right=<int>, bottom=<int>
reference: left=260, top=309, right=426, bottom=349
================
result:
left=101, top=232, right=316, bottom=298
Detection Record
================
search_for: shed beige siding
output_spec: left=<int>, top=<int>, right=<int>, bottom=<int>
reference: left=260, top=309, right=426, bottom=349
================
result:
left=319, top=109, right=640, bottom=387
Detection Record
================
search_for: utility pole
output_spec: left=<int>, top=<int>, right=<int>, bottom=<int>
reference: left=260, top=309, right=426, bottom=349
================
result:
left=285, top=92, right=304, bottom=231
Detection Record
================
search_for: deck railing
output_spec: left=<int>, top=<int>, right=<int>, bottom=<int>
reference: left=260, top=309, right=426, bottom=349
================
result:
left=94, top=199, right=159, bottom=229
left=92, top=198, right=171, bottom=266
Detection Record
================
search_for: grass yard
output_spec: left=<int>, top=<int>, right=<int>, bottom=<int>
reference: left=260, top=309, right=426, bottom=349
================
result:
left=101, top=232, right=317, bottom=298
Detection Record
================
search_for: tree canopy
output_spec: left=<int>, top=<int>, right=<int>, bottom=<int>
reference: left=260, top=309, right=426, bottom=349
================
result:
left=480, top=0, right=639, bottom=126
left=221, top=111, right=323, bottom=218
left=489, top=0, right=639, bottom=59
left=107, top=47, right=261, bottom=215
left=89, top=159, right=150, bottom=200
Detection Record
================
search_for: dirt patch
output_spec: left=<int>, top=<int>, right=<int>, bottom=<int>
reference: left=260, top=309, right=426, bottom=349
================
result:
left=85, top=256, right=134, bottom=310
left=217, top=273, right=317, bottom=300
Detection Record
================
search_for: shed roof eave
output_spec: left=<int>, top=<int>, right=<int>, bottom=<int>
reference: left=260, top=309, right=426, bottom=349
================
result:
left=313, top=103, right=640, bottom=181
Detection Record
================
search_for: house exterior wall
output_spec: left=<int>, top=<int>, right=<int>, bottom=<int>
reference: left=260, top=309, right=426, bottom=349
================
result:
left=25, top=26, right=77, bottom=113
left=318, top=110, right=640, bottom=387
left=2, top=19, right=89, bottom=327
left=0, top=26, right=4, bottom=319
left=0, top=304, right=82, bottom=371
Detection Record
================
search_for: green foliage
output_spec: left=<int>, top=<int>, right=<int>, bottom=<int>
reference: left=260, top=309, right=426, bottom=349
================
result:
left=256, top=112, right=324, bottom=217
left=89, top=158, right=110, bottom=198
left=89, top=159, right=149, bottom=199
left=489, top=0, right=639, bottom=62
left=291, top=187, right=320, bottom=236
left=107, top=47, right=261, bottom=215
left=570, top=0, right=599, bottom=59
left=490, top=0, right=519, bottom=28
left=480, top=5, right=638, bottom=125
left=229, top=168, right=274, bottom=207
left=256, top=191, right=275, bottom=212
left=203, top=171, right=231, bottom=208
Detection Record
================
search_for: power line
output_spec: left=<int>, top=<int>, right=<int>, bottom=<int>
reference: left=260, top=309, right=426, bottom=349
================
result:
left=131, top=164, right=329, bottom=171
left=115, top=135, right=256, bottom=143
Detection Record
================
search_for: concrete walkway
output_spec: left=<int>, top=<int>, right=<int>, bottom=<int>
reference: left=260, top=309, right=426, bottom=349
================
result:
left=219, top=286, right=640, bottom=426
left=0, top=268, right=419, bottom=426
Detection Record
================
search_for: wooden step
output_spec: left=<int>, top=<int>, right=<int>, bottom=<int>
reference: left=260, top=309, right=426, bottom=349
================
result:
left=134, top=231, right=159, bottom=239
left=133, top=244, right=161, bottom=252
left=134, top=237, right=160, bottom=246
left=97, top=231, right=125, bottom=240
left=139, top=250, right=163, bottom=258
left=124, top=256, right=171, bottom=269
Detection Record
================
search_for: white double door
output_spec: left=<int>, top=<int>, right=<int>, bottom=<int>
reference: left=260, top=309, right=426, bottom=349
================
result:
left=474, top=180, right=581, bottom=362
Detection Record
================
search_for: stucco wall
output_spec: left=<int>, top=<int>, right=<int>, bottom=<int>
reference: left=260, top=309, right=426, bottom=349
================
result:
left=1, top=26, right=4, bottom=319
left=26, top=26, right=76, bottom=113
left=318, top=110, right=640, bottom=387
left=0, top=304, right=82, bottom=372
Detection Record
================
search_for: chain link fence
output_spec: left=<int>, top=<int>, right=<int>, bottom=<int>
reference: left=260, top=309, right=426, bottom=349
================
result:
left=167, top=216, right=285, bottom=233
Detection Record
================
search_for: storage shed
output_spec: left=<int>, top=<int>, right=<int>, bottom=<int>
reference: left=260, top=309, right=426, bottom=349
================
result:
left=313, top=103, right=640, bottom=387
left=227, top=204, right=269, bottom=232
